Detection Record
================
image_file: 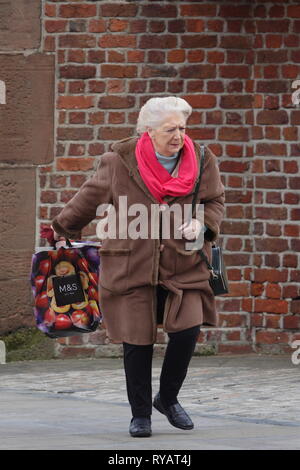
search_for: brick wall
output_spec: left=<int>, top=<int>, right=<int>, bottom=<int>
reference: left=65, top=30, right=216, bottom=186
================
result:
left=39, top=1, right=300, bottom=357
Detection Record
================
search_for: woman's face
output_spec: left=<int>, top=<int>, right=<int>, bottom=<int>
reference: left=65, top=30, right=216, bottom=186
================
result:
left=147, top=113, right=186, bottom=157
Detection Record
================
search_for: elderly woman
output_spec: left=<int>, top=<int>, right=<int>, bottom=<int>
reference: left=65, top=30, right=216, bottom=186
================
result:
left=51, top=96, right=225, bottom=438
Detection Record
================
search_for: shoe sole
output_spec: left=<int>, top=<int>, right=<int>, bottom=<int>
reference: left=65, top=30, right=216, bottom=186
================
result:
left=153, top=400, right=194, bottom=430
left=130, top=431, right=152, bottom=438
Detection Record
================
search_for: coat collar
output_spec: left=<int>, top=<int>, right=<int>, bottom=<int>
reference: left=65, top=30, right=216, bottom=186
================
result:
left=110, top=135, right=202, bottom=205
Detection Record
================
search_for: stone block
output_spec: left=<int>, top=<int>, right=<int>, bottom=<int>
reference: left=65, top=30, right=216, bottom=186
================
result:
left=0, top=54, right=55, bottom=164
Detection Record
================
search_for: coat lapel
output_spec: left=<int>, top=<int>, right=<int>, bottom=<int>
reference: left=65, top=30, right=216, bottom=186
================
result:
left=110, top=135, right=202, bottom=206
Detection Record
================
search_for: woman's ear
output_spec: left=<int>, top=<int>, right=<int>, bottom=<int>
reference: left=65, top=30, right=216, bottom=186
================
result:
left=147, top=127, right=154, bottom=139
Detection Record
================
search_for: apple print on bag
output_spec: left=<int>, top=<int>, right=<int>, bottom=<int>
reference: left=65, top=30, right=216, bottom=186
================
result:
left=30, top=241, right=101, bottom=338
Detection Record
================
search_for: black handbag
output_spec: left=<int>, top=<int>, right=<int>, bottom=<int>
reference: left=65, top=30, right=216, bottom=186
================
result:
left=191, top=145, right=229, bottom=296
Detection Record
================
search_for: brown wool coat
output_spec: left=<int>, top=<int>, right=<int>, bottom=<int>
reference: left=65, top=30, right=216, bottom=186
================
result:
left=52, top=136, right=225, bottom=345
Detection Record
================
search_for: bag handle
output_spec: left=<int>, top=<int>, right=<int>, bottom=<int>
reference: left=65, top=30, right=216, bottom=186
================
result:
left=53, top=237, right=73, bottom=250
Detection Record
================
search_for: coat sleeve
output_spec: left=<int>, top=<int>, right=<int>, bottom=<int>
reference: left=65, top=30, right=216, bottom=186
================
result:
left=200, top=147, right=225, bottom=242
left=51, top=153, right=113, bottom=239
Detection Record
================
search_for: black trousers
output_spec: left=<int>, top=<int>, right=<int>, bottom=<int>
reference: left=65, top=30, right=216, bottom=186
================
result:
left=123, top=285, right=201, bottom=418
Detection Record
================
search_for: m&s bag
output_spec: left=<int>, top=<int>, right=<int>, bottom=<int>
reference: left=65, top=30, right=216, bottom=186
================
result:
left=30, top=237, right=101, bottom=338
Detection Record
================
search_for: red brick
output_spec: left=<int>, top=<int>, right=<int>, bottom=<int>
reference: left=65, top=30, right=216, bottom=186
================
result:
left=218, top=344, right=253, bottom=354
left=257, top=50, right=287, bottom=63
left=257, top=20, right=289, bottom=33
left=59, top=4, right=97, bottom=18
left=180, top=64, right=216, bottom=78
left=181, top=35, right=217, bottom=48
left=219, top=5, right=252, bottom=18
left=88, top=81, right=105, bottom=94
left=141, top=4, right=177, bottom=17
left=127, top=51, right=145, bottom=63
left=255, top=330, right=289, bottom=344
left=98, top=127, right=133, bottom=140
left=207, top=20, right=224, bottom=32
left=88, top=19, right=106, bottom=33
left=219, top=127, right=249, bottom=141
left=56, top=158, right=95, bottom=172
left=108, top=19, right=128, bottom=32
left=220, top=35, right=252, bottom=49
left=69, top=49, right=86, bottom=63
left=256, top=80, right=287, bottom=93
left=98, top=95, right=135, bottom=109
left=45, top=20, right=67, bottom=33
left=220, top=65, right=250, bottom=78
left=205, top=111, right=222, bottom=125
left=100, top=3, right=137, bottom=17
left=168, top=50, right=185, bottom=63
left=101, top=65, right=137, bottom=78
left=141, top=65, right=177, bottom=78
left=130, top=19, right=147, bottom=33
left=265, top=315, right=281, bottom=329
left=107, top=80, right=125, bottom=93
left=207, top=51, right=224, bottom=64
left=291, top=300, right=300, bottom=315
left=69, top=112, right=85, bottom=124
left=148, top=51, right=165, bottom=64
left=57, top=127, right=93, bottom=141
left=220, top=95, right=253, bottom=108
left=59, top=34, right=96, bottom=48
left=180, top=4, right=217, bottom=17
left=40, top=190, right=57, bottom=204
left=60, top=65, right=96, bottom=79
left=186, top=19, right=205, bottom=33
left=139, top=35, right=177, bottom=49
left=183, top=94, right=216, bottom=109
left=255, top=299, right=288, bottom=315
left=284, top=316, right=300, bottom=329
left=99, top=34, right=136, bottom=48
left=45, top=3, right=56, bottom=17
left=58, top=95, right=94, bottom=109
left=257, top=110, right=288, bottom=124
left=220, top=161, right=249, bottom=173
left=288, top=5, right=300, bottom=18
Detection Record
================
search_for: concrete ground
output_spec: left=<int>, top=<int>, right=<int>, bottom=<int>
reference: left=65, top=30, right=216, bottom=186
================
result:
left=0, top=354, right=299, bottom=450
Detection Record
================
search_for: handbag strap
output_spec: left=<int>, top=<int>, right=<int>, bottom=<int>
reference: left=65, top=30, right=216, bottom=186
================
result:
left=191, top=144, right=205, bottom=218
left=191, top=145, right=215, bottom=275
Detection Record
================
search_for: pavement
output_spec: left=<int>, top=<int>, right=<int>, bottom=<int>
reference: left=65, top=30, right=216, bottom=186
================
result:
left=0, top=354, right=300, bottom=450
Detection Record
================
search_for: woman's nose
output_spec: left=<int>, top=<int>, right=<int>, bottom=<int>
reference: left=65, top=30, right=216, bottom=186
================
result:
left=173, top=128, right=181, bottom=139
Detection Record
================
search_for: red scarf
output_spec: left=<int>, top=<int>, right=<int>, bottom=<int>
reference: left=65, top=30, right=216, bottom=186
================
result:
left=135, top=132, right=198, bottom=204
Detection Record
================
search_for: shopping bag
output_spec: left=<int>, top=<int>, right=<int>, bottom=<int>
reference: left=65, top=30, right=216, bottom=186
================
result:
left=30, top=238, right=101, bottom=338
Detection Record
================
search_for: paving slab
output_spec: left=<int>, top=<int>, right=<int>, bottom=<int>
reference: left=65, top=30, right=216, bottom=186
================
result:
left=0, top=354, right=299, bottom=450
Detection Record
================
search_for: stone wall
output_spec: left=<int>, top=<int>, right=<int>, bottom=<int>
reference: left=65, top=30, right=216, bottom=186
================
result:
left=0, top=0, right=55, bottom=333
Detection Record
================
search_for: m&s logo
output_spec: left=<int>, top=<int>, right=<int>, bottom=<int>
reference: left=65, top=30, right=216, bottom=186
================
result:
left=59, top=283, right=78, bottom=293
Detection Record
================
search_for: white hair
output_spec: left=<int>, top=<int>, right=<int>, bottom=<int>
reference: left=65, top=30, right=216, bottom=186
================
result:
left=136, top=96, right=193, bottom=135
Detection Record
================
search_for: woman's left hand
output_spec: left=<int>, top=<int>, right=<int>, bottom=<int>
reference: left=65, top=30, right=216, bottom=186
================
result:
left=178, top=218, right=202, bottom=241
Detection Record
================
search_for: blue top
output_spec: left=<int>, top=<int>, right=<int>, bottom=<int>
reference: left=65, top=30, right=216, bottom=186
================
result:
left=155, top=151, right=179, bottom=174
left=155, top=151, right=207, bottom=234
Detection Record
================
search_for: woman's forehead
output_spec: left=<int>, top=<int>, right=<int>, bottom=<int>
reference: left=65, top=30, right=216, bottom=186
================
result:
left=160, top=114, right=186, bottom=128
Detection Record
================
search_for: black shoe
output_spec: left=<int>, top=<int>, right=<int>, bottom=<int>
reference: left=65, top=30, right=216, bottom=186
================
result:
left=129, top=417, right=152, bottom=437
left=153, top=393, right=194, bottom=430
